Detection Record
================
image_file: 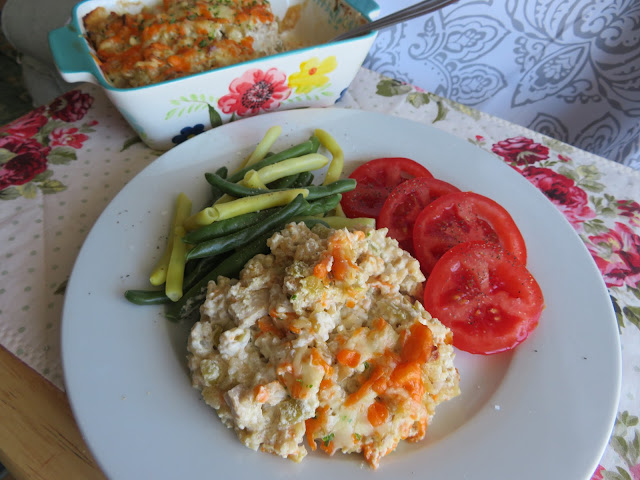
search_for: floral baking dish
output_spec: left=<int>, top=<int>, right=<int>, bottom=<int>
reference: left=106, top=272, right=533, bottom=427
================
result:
left=49, top=0, right=379, bottom=150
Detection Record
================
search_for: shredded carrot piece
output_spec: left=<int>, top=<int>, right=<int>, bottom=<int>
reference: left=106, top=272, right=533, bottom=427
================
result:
left=373, top=317, right=387, bottom=331
left=336, top=349, right=361, bottom=368
left=305, top=405, right=328, bottom=451
left=257, top=317, right=284, bottom=339
left=390, top=361, right=425, bottom=402
left=345, top=365, right=386, bottom=407
left=401, top=322, right=435, bottom=363
left=367, top=400, right=389, bottom=427
left=314, top=256, right=331, bottom=279
left=253, top=384, right=269, bottom=403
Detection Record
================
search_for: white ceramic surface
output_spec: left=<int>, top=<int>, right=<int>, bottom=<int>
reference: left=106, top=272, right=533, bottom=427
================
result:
left=49, top=0, right=378, bottom=150
left=62, top=108, right=621, bottom=479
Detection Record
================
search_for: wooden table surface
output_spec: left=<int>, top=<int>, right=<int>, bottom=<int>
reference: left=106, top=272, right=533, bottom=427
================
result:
left=0, top=346, right=105, bottom=480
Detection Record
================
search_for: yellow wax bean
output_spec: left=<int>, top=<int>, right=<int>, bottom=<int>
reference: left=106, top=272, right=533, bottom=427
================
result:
left=149, top=192, right=192, bottom=285
left=240, top=126, right=282, bottom=169
left=333, top=203, right=346, bottom=217
left=183, top=207, right=217, bottom=231
left=212, top=189, right=309, bottom=221
left=165, top=225, right=188, bottom=301
left=320, top=216, right=376, bottom=229
left=243, top=170, right=269, bottom=189
left=254, top=153, right=329, bottom=185
left=315, top=129, right=344, bottom=185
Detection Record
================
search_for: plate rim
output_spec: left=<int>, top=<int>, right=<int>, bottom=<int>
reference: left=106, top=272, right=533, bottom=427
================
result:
left=61, top=107, right=622, bottom=479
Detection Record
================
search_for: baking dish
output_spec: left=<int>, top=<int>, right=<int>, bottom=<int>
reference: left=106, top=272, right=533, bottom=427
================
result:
left=49, top=0, right=379, bottom=150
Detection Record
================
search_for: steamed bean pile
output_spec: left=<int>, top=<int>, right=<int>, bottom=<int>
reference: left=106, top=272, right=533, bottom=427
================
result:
left=124, top=127, right=371, bottom=321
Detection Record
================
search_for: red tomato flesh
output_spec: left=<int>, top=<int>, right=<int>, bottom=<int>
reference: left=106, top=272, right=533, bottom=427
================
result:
left=413, top=191, right=527, bottom=277
left=424, top=241, right=544, bottom=355
left=341, top=157, right=433, bottom=219
left=378, top=176, right=460, bottom=253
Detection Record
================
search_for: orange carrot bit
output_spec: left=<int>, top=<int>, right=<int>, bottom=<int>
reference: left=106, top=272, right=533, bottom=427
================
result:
left=354, top=230, right=366, bottom=240
left=445, top=331, right=454, bottom=345
left=319, top=378, right=333, bottom=390
left=367, top=400, right=389, bottom=427
left=310, top=348, right=333, bottom=376
left=289, top=325, right=301, bottom=334
left=390, top=361, right=425, bottom=402
left=373, top=316, right=387, bottom=331
left=305, top=406, right=328, bottom=451
left=345, top=365, right=385, bottom=407
left=314, top=255, right=332, bottom=279
left=290, top=379, right=308, bottom=399
left=336, top=349, right=361, bottom=368
left=257, top=317, right=284, bottom=339
left=401, top=322, right=435, bottom=364
left=253, top=384, right=269, bottom=403
left=319, top=439, right=336, bottom=455
left=346, top=299, right=356, bottom=308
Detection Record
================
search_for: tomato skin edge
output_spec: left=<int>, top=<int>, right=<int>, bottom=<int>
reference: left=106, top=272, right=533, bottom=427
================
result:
left=340, top=157, right=433, bottom=220
left=423, top=241, right=544, bottom=355
left=412, top=191, right=528, bottom=278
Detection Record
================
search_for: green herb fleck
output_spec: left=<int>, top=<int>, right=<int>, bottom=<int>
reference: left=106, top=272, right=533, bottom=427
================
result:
left=290, top=294, right=297, bottom=300
left=364, top=361, right=370, bottom=369
left=322, top=433, right=334, bottom=446
left=199, top=39, right=208, bottom=48
left=354, top=433, right=362, bottom=440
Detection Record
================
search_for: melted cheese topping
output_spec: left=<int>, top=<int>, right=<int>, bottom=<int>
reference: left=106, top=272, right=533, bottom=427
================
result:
left=187, top=222, right=460, bottom=468
left=83, top=0, right=285, bottom=88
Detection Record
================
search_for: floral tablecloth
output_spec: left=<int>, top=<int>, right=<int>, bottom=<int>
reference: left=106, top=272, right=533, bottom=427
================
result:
left=0, top=67, right=639, bottom=478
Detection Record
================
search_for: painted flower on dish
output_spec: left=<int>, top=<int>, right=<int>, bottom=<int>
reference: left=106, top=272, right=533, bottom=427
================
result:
left=49, top=127, right=89, bottom=149
left=218, top=68, right=291, bottom=117
left=587, top=222, right=640, bottom=289
left=49, top=90, right=94, bottom=122
left=0, top=106, right=48, bottom=138
left=492, top=136, right=550, bottom=165
left=172, top=124, right=205, bottom=145
left=0, top=136, right=50, bottom=190
left=518, top=165, right=595, bottom=227
left=288, top=56, right=337, bottom=94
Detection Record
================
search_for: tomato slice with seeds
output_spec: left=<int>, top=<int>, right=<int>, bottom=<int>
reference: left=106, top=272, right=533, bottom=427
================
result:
left=378, top=176, right=460, bottom=253
left=413, top=191, right=527, bottom=276
left=423, top=241, right=544, bottom=355
left=341, top=157, right=433, bottom=219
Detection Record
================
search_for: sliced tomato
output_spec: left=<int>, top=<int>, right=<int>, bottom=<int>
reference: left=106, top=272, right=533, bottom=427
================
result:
left=341, top=157, right=433, bottom=219
left=378, top=176, right=460, bottom=253
left=413, top=191, right=527, bottom=276
left=424, top=241, right=544, bottom=355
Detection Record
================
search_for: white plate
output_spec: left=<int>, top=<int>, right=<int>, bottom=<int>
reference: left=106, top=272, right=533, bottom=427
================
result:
left=62, top=108, right=621, bottom=479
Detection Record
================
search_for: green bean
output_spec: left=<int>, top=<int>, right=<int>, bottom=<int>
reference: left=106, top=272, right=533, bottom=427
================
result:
left=165, top=232, right=273, bottom=321
left=298, top=194, right=342, bottom=217
left=226, top=136, right=320, bottom=183
left=268, top=173, right=300, bottom=189
left=124, top=289, right=170, bottom=305
left=292, top=171, right=314, bottom=187
left=183, top=209, right=275, bottom=244
left=185, top=194, right=307, bottom=261
left=183, top=254, right=223, bottom=289
left=209, top=166, right=228, bottom=204
left=205, top=173, right=355, bottom=201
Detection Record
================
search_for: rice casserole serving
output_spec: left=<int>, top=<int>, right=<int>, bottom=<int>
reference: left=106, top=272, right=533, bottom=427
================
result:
left=83, top=0, right=303, bottom=88
left=187, top=222, right=460, bottom=468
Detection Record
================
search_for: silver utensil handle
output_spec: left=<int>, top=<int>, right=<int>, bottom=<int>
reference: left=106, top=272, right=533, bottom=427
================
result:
left=333, top=0, right=459, bottom=42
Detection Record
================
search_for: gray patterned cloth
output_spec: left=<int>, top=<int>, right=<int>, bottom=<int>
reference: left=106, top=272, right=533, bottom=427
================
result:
left=364, top=0, right=640, bottom=170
